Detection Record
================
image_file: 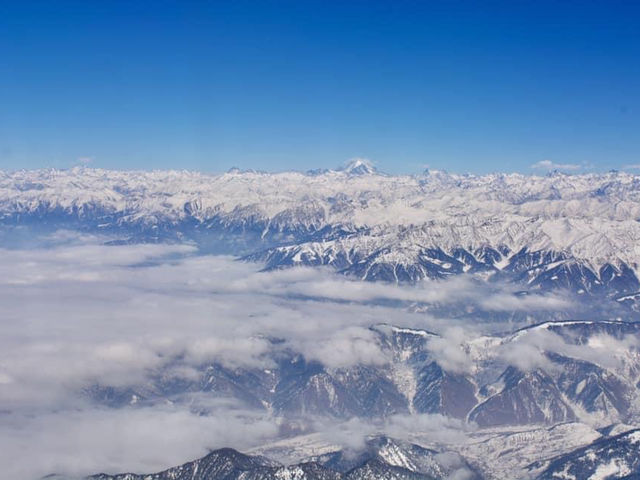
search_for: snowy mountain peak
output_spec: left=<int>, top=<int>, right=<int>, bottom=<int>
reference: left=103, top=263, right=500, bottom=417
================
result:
left=339, top=158, right=377, bottom=175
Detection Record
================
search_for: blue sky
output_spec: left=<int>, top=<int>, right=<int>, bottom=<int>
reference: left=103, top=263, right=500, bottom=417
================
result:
left=1, top=0, right=639, bottom=174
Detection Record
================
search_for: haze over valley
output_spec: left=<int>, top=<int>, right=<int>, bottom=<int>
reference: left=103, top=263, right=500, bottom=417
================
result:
left=3, top=165, right=640, bottom=479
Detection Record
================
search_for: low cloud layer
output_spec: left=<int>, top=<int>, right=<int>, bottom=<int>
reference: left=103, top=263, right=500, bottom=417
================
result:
left=3, top=403, right=279, bottom=479
left=498, top=327, right=640, bottom=373
left=0, top=233, right=605, bottom=478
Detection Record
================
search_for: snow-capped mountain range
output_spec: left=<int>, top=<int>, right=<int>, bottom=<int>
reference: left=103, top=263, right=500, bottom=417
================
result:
left=81, top=436, right=479, bottom=480
left=14, top=164, right=640, bottom=479
left=3, top=163, right=640, bottom=298
left=74, top=320, right=640, bottom=479
left=86, top=320, right=640, bottom=430
left=73, top=428, right=640, bottom=480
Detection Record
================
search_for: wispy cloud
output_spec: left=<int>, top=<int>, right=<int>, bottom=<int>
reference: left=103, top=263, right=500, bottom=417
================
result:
left=531, top=159, right=581, bottom=171
left=2, top=403, right=279, bottom=479
left=497, top=327, right=640, bottom=372
left=0, top=235, right=606, bottom=478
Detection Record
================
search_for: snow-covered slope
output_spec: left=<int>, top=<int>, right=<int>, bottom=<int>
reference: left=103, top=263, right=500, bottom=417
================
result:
left=86, top=321, right=640, bottom=431
left=2, top=166, right=640, bottom=262
left=533, top=428, right=640, bottom=479
left=82, top=436, right=476, bottom=480
left=19, top=165, right=640, bottom=480
left=79, top=425, right=637, bottom=480
left=4, top=166, right=640, bottom=294
left=86, top=447, right=339, bottom=480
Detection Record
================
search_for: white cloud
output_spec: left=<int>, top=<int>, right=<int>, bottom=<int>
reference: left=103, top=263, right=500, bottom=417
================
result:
left=480, top=291, right=572, bottom=312
left=497, top=327, right=640, bottom=372
left=304, top=326, right=389, bottom=369
left=0, top=241, right=580, bottom=410
left=313, top=412, right=470, bottom=450
left=531, top=159, right=581, bottom=171
left=0, top=237, right=602, bottom=478
left=425, top=327, right=474, bottom=374
left=498, top=336, right=554, bottom=372
left=385, top=413, right=471, bottom=444
left=186, top=336, right=273, bottom=368
left=0, top=404, right=279, bottom=479
left=227, top=266, right=574, bottom=313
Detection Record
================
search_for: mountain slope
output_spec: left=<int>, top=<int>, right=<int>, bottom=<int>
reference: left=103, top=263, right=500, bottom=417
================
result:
left=83, top=321, right=640, bottom=429
left=83, top=436, right=473, bottom=480
left=4, top=168, right=640, bottom=295
left=533, top=429, right=640, bottom=479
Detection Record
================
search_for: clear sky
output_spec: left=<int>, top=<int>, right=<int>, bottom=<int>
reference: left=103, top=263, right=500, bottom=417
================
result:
left=1, top=0, right=639, bottom=174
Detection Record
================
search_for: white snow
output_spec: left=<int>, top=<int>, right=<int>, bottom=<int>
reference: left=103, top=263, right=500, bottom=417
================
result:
left=3, top=168, right=640, bottom=270
left=589, top=459, right=631, bottom=479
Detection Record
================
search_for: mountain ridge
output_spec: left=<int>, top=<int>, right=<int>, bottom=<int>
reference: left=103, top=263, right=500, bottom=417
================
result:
left=3, top=168, right=640, bottom=293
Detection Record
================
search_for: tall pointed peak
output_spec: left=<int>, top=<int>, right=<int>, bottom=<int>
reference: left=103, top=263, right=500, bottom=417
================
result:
left=339, top=157, right=377, bottom=175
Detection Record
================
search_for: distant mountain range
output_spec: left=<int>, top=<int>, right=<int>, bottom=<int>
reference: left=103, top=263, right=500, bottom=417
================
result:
left=3, top=165, right=640, bottom=303
left=7, top=166, right=640, bottom=479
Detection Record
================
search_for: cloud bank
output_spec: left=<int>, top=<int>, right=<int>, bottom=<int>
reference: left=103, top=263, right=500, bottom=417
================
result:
left=0, top=234, right=601, bottom=478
